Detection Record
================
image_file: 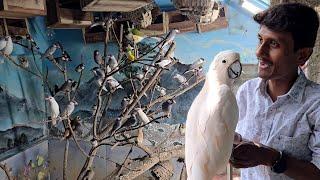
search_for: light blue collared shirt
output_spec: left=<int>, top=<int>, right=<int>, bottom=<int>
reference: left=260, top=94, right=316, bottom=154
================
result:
left=236, top=72, right=320, bottom=180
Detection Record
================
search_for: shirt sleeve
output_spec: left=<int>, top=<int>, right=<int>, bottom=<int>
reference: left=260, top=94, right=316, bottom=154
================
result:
left=308, top=106, right=320, bottom=170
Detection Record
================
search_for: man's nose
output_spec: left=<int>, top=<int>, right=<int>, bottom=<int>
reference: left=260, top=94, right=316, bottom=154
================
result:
left=256, top=42, right=268, bottom=57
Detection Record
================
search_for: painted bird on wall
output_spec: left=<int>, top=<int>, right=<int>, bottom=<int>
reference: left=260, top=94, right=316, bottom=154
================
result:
left=185, top=50, right=242, bottom=180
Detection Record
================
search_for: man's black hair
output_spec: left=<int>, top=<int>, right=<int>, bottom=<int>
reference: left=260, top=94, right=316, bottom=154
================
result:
left=254, top=3, right=319, bottom=51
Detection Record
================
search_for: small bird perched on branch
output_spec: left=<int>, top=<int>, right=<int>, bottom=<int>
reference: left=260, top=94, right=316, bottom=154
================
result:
left=134, top=108, right=150, bottom=124
left=54, top=79, right=75, bottom=95
left=60, top=100, right=78, bottom=118
left=0, top=36, right=13, bottom=56
left=107, top=54, right=119, bottom=71
left=45, top=96, right=60, bottom=126
left=93, top=50, right=104, bottom=66
left=18, top=56, right=29, bottom=68
left=75, top=63, right=85, bottom=73
left=159, top=29, right=180, bottom=50
left=162, top=99, right=176, bottom=118
left=183, top=58, right=205, bottom=75
left=173, top=73, right=188, bottom=86
left=41, top=43, right=60, bottom=59
left=26, top=34, right=39, bottom=50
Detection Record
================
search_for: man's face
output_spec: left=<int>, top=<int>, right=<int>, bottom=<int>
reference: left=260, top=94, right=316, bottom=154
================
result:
left=256, top=25, right=299, bottom=80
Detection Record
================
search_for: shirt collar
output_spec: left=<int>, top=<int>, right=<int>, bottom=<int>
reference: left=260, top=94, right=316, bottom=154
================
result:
left=255, top=71, right=308, bottom=103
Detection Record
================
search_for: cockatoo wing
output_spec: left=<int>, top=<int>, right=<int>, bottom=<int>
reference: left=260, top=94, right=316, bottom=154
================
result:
left=185, top=86, right=211, bottom=179
left=199, top=85, right=238, bottom=174
left=186, top=84, right=238, bottom=180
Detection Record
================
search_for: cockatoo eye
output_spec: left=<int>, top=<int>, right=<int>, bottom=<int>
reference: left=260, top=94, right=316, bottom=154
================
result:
left=222, top=60, right=226, bottom=63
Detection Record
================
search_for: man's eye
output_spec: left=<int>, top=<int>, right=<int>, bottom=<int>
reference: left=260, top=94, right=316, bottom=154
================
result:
left=270, top=40, right=279, bottom=48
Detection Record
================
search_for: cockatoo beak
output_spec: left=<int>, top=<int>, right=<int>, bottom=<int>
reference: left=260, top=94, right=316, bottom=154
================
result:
left=228, top=60, right=242, bottom=79
left=45, top=97, right=50, bottom=101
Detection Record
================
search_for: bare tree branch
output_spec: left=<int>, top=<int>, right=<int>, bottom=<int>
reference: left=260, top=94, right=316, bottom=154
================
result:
left=0, top=163, right=13, bottom=180
left=119, top=146, right=184, bottom=180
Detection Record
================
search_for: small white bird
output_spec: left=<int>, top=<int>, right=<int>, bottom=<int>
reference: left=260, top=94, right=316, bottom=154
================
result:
left=185, top=50, right=242, bottom=180
left=2, top=36, right=13, bottom=55
left=91, top=67, right=105, bottom=79
left=173, top=73, right=188, bottom=86
left=135, top=72, right=144, bottom=81
left=41, top=43, right=60, bottom=59
left=107, top=54, right=118, bottom=71
left=93, top=50, right=104, bottom=66
left=95, top=77, right=109, bottom=92
left=160, top=29, right=180, bottom=50
left=45, top=96, right=60, bottom=126
left=0, top=36, right=8, bottom=50
left=134, top=108, right=150, bottom=124
left=106, top=76, right=123, bottom=91
left=61, top=101, right=78, bottom=117
left=155, top=85, right=166, bottom=96
left=184, top=58, right=205, bottom=75
left=155, top=56, right=172, bottom=68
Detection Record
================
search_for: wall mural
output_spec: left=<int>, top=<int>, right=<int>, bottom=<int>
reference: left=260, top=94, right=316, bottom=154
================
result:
left=0, top=21, right=46, bottom=160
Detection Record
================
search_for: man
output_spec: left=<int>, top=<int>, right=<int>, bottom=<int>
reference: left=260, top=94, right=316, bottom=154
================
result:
left=230, top=3, right=320, bottom=180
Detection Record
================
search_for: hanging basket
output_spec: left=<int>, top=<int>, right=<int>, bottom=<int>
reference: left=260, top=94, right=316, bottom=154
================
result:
left=171, top=0, right=220, bottom=23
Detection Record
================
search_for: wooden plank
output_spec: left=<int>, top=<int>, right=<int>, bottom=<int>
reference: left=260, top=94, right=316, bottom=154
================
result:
left=7, top=0, right=45, bottom=11
left=82, top=0, right=151, bottom=12
left=59, top=8, right=92, bottom=21
left=0, top=0, right=46, bottom=18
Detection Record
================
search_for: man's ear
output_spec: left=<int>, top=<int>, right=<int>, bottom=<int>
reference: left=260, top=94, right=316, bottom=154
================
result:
left=297, top=48, right=313, bottom=66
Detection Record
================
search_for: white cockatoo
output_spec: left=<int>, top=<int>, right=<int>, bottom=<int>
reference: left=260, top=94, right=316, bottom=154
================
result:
left=185, top=50, right=242, bottom=180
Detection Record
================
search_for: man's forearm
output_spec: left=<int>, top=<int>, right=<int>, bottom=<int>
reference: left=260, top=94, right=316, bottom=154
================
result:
left=283, top=155, right=320, bottom=180
left=231, top=136, right=320, bottom=179
left=262, top=145, right=320, bottom=179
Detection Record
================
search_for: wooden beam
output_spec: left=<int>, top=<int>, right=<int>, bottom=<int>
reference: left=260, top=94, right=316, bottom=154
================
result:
left=81, top=0, right=151, bottom=12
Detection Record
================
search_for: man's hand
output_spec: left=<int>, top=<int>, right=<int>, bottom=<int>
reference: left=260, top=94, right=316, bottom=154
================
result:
left=230, top=139, right=280, bottom=169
